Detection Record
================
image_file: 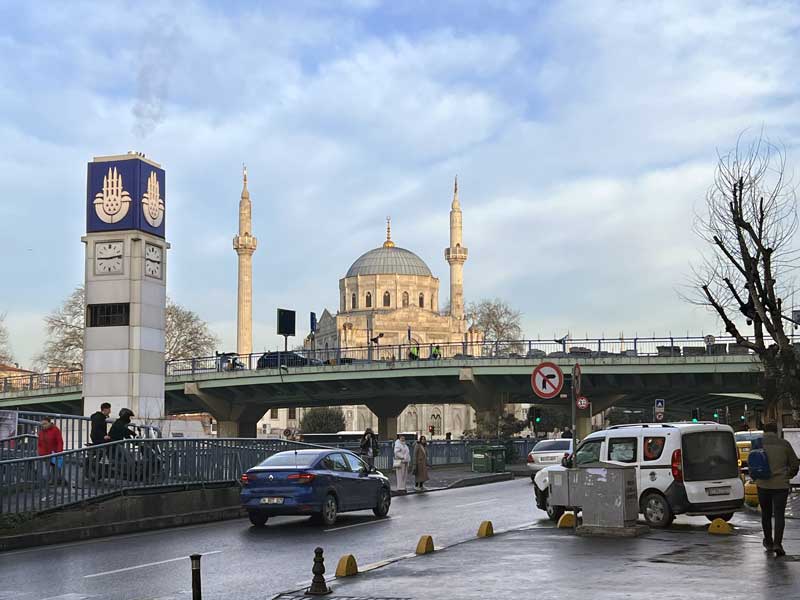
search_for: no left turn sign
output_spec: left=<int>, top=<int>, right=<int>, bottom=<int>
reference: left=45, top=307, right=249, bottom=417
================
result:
left=531, top=362, right=565, bottom=400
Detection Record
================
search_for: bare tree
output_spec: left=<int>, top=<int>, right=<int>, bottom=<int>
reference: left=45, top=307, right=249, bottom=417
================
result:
left=165, top=301, right=219, bottom=360
left=37, top=286, right=85, bottom=370
left=0, top=312, right=13, bottom=365
left=37, top=285, right=218, bottom=369
left=692, top=133, right=799, bottom=423
left=466, top=298, right=523, bottom=348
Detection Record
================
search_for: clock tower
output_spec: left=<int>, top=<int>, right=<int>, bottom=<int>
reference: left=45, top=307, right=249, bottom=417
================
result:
left=81, top=152, right=169, bottom=424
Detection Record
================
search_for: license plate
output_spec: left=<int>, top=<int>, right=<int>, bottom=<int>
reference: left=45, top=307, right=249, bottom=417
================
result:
left=539, top=456, right=558, bottom=463
left=706, top=487, right=731, bottom=497
left=260, top=497, right=284, bottom=505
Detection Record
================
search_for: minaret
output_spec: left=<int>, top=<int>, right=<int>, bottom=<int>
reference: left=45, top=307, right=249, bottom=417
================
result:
left=445, top=176, right=468, bottom=319
left=233, top=165, right=257, bottom=355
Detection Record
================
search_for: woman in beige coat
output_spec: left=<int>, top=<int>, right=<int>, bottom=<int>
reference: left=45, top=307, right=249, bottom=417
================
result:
left=412, top=435, right=430, bottom=490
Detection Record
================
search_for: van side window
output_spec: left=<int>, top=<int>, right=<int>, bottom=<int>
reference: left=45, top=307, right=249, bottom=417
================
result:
left=608, top=437, right=637, bottom=463
left=643, top=437, right=666, bottom=461
left=575, top=439, right=603, bottom=466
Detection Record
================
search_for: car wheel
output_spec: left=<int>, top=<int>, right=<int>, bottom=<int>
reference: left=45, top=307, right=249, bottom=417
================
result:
left=706, top=513, right=734, bottom=522
left=248, top=511, right=269, bottom=527
left=544, top=490, right=565, bottom=522
left=642, top=492, right=673, bottom=528
left=321, top=494, right=338, bottom=526
left=373, top=487, right=391, bottom=517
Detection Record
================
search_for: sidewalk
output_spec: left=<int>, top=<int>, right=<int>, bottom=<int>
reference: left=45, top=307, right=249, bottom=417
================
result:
left=390, top=464, right=513, bottom=497
left=274, top=503, right=800, bottom=600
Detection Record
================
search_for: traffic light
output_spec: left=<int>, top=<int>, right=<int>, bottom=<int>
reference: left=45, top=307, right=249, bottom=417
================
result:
left=713, top=409, right=720, bottom=421
left=527, top=406, right=542, bottom=424
left=428, top=425, right=435, bottom=435
left=691, top=408, right=700, bottom=423
left=740, top=414, right=746, bottom=421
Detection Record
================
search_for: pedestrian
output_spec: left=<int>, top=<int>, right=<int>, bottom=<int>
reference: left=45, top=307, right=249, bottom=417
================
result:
left=360, top=427, right=379, bottom=469
left=90, top=402, right=112, bottom=445
left=393, top=434, right=411, bottom=492
left=561, top=428, right=573, bottom=439
left=412, top=435, right=430, bottom=490
left=431, top=345, right=441, bottom=360
left=37, top=417, right=65, bottom=484
left=754, top=422, right=799, bottom=557
left=409, top=345, right=419, bottom=360
left=109, top=409, right=136, bottom=442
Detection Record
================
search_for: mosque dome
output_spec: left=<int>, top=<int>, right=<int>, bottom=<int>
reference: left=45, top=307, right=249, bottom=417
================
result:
left=346, top=245, right=433, bottom=278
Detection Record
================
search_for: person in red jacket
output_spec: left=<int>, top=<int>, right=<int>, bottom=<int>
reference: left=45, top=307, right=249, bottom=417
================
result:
left=37, top=417, right=65, bottom=484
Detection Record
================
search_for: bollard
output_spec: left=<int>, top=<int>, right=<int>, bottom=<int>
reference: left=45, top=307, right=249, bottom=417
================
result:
left=306, top=547, right=333, bottom=595
left=335, top=554, right=359, bottom=577
left=477, top=520, right=494, bottom=538
left=415, top=535, right=434, bottom=555
left=190, top=554, right=202, bottom=600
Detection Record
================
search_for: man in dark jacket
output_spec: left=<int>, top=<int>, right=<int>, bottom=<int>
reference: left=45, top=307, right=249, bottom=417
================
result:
left=360, top=428, right=379, bottom=468
left=109, top=409, right=136, bottom=442
left=90, top=402, right=112, bottom=445
left=757, top=422, right=800, bottom=557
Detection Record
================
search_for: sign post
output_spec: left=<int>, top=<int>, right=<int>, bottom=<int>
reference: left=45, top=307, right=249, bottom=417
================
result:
left=654, top=398, right=665, bottom=422
left=571, top=363, right=581, bottom=451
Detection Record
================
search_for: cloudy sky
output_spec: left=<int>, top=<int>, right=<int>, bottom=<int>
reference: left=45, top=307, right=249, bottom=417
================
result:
left=1, top=0, right=799, bottom=368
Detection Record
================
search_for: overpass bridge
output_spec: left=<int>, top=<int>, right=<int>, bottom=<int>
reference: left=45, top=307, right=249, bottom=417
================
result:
left=0, top=337, right=766, bottom=437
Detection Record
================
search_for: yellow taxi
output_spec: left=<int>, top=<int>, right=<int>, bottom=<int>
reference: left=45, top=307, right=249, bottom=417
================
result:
left=734, top=430, right=763, bottom=472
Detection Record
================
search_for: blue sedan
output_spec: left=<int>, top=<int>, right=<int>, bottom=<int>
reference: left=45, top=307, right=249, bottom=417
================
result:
left=240, top=448, right=392, bottom=527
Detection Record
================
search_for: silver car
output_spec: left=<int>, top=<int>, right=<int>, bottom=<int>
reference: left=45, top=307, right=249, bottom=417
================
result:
left=526, top=438, right=573, bottom=480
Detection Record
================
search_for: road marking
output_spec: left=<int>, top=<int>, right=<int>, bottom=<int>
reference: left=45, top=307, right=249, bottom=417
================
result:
left=83, top=551, right=221, bottom=579
left=324, top=517, right=400, bottom=532
left=39, top=595, right=94, bottom=600
left=453, top=499, right=498, bottom=508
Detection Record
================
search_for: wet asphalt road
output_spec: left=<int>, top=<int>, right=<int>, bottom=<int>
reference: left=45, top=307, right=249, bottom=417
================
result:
left=0, top=478, right=542, bottom=600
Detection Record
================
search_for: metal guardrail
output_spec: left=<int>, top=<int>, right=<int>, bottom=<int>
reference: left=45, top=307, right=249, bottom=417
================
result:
left=0, top=437, right=321, bottom=515
left=10, top=411, right=162, bottom=451
left=0, top=434, right=38, bottom=462
left=1, top=335, right=768, bottom=395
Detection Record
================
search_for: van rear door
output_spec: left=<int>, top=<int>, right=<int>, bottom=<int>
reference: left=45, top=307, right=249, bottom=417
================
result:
left=681, top=430, right=743, bottom=505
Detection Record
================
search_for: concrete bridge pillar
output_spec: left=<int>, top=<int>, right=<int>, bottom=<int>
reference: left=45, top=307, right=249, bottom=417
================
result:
left=184, top=382, right=263, bottom=438
left=365, top=399, right=409, bottom=441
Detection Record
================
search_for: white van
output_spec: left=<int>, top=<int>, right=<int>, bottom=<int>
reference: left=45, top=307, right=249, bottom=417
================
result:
left=533, top=423, right=744, bottom=527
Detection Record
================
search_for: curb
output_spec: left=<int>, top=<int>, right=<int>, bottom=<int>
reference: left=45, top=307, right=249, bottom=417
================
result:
left=390, top=472, right=513, bottom=497
left=0, top=506, right=246, bottom=552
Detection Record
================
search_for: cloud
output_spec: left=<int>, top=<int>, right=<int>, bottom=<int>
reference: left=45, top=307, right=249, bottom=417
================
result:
left=0, top=1, right=799, bottom=367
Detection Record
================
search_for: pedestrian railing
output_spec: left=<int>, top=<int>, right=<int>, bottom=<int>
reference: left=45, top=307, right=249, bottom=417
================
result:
left=10, top=411, right=162, bottom=451
left=0, top=434, right=38, bottom=462
left=0, top=437, right=320, bottom=515
left=1, top=335, right=769, bottom=397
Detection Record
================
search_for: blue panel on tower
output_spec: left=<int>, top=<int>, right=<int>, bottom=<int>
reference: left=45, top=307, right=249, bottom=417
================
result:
left=86, top=156, right=166, bottom=238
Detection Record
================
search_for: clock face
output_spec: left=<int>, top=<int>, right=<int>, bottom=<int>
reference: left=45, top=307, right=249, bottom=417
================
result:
left=145, top=244, right=162, bottom=279
left=95, top=241, right=123, bottom=274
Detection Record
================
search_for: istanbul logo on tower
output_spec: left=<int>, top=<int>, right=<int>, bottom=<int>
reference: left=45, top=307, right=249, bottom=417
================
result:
left=94, top=167, right=131, bottom=224
left=141, top=171, right=164, bottom=228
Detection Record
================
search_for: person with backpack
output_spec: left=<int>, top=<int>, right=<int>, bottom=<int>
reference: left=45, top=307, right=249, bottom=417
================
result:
left=749, top=422, right=799, bottom=557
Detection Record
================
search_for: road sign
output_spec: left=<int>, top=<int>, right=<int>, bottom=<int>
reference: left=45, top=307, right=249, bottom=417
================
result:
left=654, top=398, right=665, bottom=422
left=572, top=363, right=582, bottom=398
left=531, top=362, right=564, bottom=400
left=576, top=396, right=589, bottom=411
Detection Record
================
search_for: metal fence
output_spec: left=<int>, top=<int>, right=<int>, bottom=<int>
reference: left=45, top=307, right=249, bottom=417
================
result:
left=0, top=435, right=38, bottom=462
left=10, top=411, right=162, bottom=451
left=0, top=437, right=320, bottom=515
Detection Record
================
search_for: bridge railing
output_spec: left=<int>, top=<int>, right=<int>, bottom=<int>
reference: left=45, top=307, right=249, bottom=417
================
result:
left=2, top=335, right=764, bottom=395
left=0, top=437, right=322, bottom=515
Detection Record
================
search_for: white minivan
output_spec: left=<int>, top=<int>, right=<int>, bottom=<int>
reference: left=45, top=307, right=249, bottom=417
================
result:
left=533, top=423, right=744, bottom=527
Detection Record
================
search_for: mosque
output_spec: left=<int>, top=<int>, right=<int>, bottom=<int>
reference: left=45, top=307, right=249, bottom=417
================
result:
left=236, top=174, right=483, bottom=439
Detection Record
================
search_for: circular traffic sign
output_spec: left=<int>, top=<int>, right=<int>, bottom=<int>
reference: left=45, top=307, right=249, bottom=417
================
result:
left=655, top=412, right=665, bottom=422
left=576, top=396, right=589, bottom=411
left=531, top=362, right=565, bottom=400
left=572, top=363, right=582, bottom=398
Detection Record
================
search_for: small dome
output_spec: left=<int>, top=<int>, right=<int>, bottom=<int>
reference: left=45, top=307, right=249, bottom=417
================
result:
left=346, top=246, right=432, bottom=277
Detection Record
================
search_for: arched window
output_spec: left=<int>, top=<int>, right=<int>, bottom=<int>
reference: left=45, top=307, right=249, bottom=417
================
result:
left=365, top=292, right=372, bottom=308
left=402, top=292, right=409, bottom=307
left=351, top=293, right=357, bottom=310
left=383, top=291, right=391, bottom=307
left=419, top=293, right=425, bottom=308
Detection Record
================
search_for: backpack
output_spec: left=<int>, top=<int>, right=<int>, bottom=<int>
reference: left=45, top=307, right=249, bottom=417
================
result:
left=748, top=438, right=771, bottom=480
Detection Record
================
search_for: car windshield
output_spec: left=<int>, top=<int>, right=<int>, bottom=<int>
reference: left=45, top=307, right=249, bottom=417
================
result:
left=533, top=440, right=571, bottom=452
left=682, top=431, right=738, bottom=481
left=257, top=452, right=319, bottom=468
